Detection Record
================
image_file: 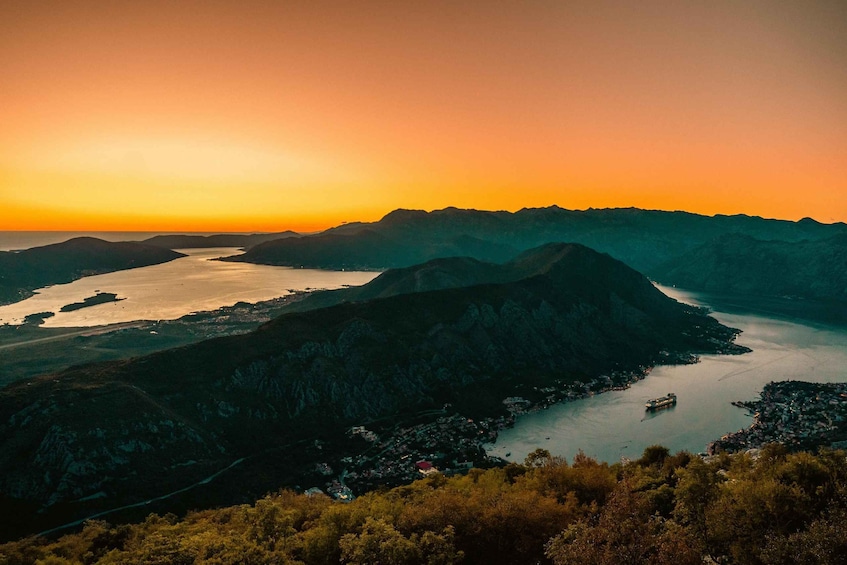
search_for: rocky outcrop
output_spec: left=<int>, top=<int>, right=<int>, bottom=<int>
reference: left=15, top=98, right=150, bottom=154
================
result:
left=0, top=382, right=223, bottom=515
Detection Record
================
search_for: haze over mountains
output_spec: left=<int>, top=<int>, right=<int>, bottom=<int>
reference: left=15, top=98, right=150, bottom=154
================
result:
left=0, top=243, right=745, bottom=538
left=0, top=238, right=185, bottom=306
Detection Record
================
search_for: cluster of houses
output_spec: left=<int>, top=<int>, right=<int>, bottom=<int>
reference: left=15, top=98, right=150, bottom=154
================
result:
left=708, top=381, right=847, bottom=454
left=303, top=365, right=660, bottom=501
left=346, top=414, right=497, bottom=488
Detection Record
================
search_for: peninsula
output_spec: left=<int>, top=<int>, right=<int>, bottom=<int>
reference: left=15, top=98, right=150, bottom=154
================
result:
left=0, top=238, right=185, bottom=306
left=709, top=381, right=847, bottom=455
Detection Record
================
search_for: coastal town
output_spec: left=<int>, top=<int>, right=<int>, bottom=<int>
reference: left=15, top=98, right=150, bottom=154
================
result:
left=308, top=366, right=659, bottom=500
left=312, top=376, right=847, bottom=501
left=708, top=381, right=847, bottom=455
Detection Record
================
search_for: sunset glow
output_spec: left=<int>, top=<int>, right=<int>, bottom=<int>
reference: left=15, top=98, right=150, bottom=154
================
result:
left=2, top=1, right=846, bottom=231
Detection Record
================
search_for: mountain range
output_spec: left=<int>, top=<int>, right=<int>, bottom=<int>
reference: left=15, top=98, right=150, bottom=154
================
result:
left=219, top=207, right=847, bottom=273
left=137, top=231, right=300, bottom=250
left=0, top=243, right=746, bottom=538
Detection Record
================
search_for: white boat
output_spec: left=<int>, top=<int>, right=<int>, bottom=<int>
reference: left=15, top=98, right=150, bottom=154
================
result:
left=646, top=392, right=677, bottom=411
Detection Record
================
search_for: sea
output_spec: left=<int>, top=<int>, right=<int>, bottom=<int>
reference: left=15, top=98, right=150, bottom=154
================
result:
left=487, top=286, right=847, bottom=463
left=0, top=232, right=377, bottom=327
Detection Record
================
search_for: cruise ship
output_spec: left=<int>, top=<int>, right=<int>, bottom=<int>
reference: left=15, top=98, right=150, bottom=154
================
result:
left=645, top=392, right=677, bottom=411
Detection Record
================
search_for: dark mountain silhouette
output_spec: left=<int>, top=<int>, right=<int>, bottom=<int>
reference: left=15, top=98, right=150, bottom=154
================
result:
left=220, top=207, right=847, bottom=272
left=652, top=233, right=847, bottom=303
left=283, top=256, right=507, bottom=313
left=138, top=231, right=300, bottom=250
left=284, top=242, right=688, bottom=314
left=0, top=238, right=185, bottom=306
left=0, top=244, right=746, bottom=536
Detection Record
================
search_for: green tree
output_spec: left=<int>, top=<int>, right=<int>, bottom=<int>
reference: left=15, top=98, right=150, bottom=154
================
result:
left=546, top=480, right=699, bottom=565
left=339, top=518, right=421, bottom=565
left=672, top=456, right=722, bottom=556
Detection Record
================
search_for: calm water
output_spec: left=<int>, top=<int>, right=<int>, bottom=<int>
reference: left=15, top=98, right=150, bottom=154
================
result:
left=487, top=286, right=847, bottom=463
left=0, top=248, right=377, bottom=327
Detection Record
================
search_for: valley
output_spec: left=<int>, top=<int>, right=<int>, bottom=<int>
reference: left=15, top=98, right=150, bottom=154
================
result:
left=0, top=242, right=748, bottom=539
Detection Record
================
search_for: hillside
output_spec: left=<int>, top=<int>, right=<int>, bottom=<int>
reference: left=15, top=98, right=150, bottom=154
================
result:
left=3, top=446, right=846, bottom=565
left=283, top=255, right=505, bottom=313
left=0, top=238, right=185, bottom=306
left=138, top=231, right=300, bottom=250
left=284, top=242, right=686, bottom=315
left=651, top=233, right=847, bottom=303
left=219, top=206, right=847, bottom=272
left=0, top=244, right=746, bottom=538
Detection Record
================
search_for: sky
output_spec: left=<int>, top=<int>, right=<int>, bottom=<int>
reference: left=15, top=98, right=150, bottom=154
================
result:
left=1, top=1, right=846, bottom=232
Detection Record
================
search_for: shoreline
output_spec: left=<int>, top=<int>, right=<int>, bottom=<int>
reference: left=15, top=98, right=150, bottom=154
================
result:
left=334, top=345, right=744, bottom=497
left=708, top=380, right=847, bottom=455
left=0, top=291, right=317, bottom=389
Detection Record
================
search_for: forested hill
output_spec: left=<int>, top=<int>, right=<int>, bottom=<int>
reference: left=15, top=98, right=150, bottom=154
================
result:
left=0, top=244, right=745, bottom=538
left=2, top=446, right=846, bottom=565
left=284, top=243, right=640, bottom=313
left=219, top=206, right=847, bottom=272
left=652, top=233, right=847, bottom=303
left=0, top=238, right=185, bottom=306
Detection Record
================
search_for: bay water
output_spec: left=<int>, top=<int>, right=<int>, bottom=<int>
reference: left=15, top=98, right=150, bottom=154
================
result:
left=0, top=248, right=377, bottom=327
left=487, top=286, right=847, bottom=463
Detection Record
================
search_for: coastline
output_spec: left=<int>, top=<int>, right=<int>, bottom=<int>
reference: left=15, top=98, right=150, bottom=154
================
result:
left=334, top=345, right=745, bottom=497
left=709, top=380, right=847, bottom=455
left=0, top=291, right=315, bottom=389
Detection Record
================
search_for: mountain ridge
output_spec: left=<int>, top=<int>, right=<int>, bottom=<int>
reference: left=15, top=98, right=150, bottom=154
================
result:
left=137, top=231, right=300, bottom=250
left=220, top=206, right=847, bottom=272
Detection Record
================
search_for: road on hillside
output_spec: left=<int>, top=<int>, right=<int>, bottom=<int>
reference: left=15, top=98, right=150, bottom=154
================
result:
left=0, top=321, right=146, bottom=352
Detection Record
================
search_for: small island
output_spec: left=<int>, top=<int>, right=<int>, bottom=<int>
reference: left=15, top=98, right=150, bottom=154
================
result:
left=22, top=311, right=55, bottom=325
left=60, top=292, right=125, bottom=312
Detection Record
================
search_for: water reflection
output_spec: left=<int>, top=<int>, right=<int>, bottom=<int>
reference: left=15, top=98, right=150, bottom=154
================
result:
left=0, top=248, right=377, bottom=327
left=488, top=286, right=847, bottom=463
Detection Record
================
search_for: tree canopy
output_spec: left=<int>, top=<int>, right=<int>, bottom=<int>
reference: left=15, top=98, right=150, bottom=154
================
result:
left=3, top=446, right=847, bottom=565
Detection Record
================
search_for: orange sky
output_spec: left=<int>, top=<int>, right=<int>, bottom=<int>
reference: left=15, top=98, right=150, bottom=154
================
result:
left=1, top=1, right=846, bottom=231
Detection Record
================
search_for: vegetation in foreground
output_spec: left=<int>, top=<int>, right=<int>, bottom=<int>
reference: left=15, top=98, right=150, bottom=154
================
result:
left=2, top=445, right=847, bottom=565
